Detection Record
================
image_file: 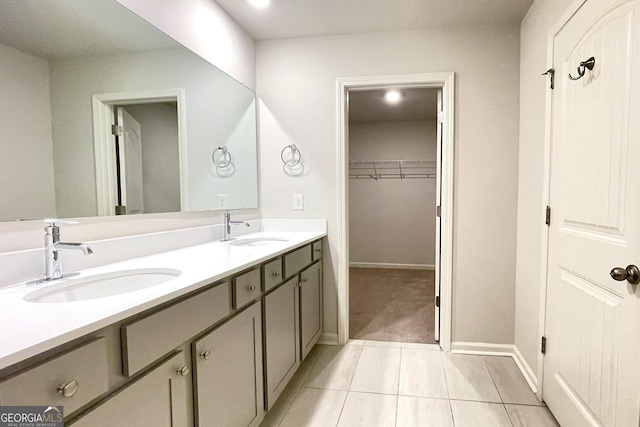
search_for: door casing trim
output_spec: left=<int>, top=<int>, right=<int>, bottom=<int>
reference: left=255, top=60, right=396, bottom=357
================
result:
left=336, top=72, right=455, bottom=351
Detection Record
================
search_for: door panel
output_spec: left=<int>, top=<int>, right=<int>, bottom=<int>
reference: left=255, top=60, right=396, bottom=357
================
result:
left=193, top=303, right=263, bottom=427
left=264, top=278, right=300, bottom=409
left=117, top=107, right=144, bottom=215
left=72, top=352, right=188, bottom=427
left=434, top=89, right=443, bottom=342
left=300, top=262, right=322, bottom=360
left=544, top=0, right=640, bottom=426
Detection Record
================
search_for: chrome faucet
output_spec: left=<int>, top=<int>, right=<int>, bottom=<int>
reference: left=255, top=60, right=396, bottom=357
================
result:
left=43, top=220, right=93, bottom=282
left=222, top=211, right=249, bottom=241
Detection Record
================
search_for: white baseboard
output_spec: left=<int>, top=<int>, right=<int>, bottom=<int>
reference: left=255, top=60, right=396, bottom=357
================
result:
left=318, top=332, right=338, bottom=345
left=513, top=345, right=538, bottom=394
left=450, top=341, right=514, bottom=356
left=451, top=342, right=539, bottom=396
left=349, top=262, right=435, bottom=270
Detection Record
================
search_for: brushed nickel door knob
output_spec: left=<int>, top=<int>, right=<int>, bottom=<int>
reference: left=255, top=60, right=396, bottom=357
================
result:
left=610, top=265, right=640, bottom=284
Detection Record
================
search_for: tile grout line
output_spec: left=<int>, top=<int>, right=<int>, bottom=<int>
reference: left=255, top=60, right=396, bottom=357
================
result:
left=483, top=356, right=507, bottom=405
left=335, top=342, right=365, bottom=427
left=273, top=345, right=326, bottom=427
left=395, top=346, right=403, bottom=427
left=440, top=350, right=456, bottom=426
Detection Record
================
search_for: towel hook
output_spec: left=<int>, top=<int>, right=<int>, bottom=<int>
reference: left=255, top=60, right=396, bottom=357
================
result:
left=212, top=146, right=232, bottom=168
left=568, top=57, right=595, bottom=81
left=281, top=144, right=302, bottom=168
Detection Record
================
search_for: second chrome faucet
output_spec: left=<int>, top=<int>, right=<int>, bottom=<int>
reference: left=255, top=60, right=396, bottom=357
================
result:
left=221, top=211, right=250, bottom=242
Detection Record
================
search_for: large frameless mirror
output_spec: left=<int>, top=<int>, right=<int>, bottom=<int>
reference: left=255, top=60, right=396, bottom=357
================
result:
left=0, top=0, right=258, bottom=221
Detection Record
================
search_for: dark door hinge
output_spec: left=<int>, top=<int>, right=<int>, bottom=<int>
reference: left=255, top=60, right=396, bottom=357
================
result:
left=436, top=205, right=441, bottom=218
left=542, top=69, right=555, bottom=89
left=541, top=336, right=547, bottom=354
left=111, top=124, right=122, bottom=136
left=435, top=296, right=440, bottom=307
left=545, top=206, right=551, bottom=226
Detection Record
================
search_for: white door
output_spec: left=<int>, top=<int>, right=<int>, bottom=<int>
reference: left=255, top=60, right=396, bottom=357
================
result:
left=434, top=89, right=443, bottom=342
left=117, top=107, right=144, bottom=215
left=543, top=0, right=640, bottom=426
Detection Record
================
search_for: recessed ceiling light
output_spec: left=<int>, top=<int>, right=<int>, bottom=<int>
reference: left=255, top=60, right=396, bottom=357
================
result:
left=384, top=90, right=401, bottom=104
left=248, top=0, right=270, bottom=8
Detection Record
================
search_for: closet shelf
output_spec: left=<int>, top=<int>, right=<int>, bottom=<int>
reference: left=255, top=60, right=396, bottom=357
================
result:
left=349, top=160, right=436, bottom=180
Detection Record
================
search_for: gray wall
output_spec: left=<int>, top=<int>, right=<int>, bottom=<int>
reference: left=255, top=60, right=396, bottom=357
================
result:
left=0, top=43, right=56, bottom=221
left=257, top=24, right=521, bottom=345
left=125, top=104, right=180, bottom=214
left=515, top=0, right=575, bottom=378
left=349, top=120, right=437, bottom=267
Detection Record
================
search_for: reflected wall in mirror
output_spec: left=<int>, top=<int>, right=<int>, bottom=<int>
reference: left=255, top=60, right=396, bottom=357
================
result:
left=0, top=0, right=258, bottom=222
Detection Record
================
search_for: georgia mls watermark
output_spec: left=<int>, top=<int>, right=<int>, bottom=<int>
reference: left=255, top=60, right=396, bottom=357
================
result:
left=0, top=406, right=63, bottom=427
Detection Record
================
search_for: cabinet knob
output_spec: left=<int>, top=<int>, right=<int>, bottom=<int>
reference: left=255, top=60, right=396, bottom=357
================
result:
left=200, top=349, right=212, bottom=360
left=247, top=284, right=257, bottom=292
left=272, top=271, right=280, bottom=278
left=314, top=248, right=321, bottom=252
left=57, top=380, right=79, bottom=398
left=302, top=277, right=308, bottom=283
left=177, top=365, right=190, bottom=376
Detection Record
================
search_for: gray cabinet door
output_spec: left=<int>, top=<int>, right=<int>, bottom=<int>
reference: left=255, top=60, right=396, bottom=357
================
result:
left=193, top=302, right=264, bottom=427
left=263, top=277, right=300, bottom=410
left=300, top=262, right=322, bottom=360
left=71, top=351, right=189, bottom=427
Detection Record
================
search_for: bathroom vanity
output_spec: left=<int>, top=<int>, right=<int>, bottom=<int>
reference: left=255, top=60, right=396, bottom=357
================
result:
left=0, top=230, right=325, bottom=426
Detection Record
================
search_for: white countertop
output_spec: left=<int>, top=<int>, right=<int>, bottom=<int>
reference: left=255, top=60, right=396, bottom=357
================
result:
left=0, top=230, right=325, bottom=371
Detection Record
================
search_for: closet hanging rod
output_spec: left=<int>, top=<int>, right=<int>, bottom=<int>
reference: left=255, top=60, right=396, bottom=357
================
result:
left=349, top=174, right=436, bottom=180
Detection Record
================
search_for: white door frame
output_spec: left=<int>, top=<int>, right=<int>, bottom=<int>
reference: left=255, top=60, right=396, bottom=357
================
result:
left=336, top=72, right=455, bottom=351
left=92, top=89, right=187, bottom=216
left=537, top=0, right=588, bottom=399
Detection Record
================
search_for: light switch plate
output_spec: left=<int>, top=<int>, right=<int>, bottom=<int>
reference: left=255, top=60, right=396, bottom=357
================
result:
left=217, top=194, right=227, bottom=209
left=293, top=194, right=304, bottom=211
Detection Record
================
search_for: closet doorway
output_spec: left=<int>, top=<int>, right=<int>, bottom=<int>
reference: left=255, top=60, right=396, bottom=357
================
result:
left=348, top=88, right=439, bottom=344
left=336, top=73, right=455, bottom=350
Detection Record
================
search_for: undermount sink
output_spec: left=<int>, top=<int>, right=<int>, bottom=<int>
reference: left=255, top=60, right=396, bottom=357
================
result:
left=230, top=237, right=290, bottom=247
left=24, top=268, right=181, bottom=303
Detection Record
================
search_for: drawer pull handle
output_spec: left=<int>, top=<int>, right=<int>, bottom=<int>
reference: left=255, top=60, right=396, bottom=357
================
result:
left=201, top=350, right=212, bottom=360
left=57, top=380, right=79, bottom=398
left=247, top=284, right=257, bottom=292
left=177, top=365, right=190, bottom=376
left=272, top=271, right=280, bottom=278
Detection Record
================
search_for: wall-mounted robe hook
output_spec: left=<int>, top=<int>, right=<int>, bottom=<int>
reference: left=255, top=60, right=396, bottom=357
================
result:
left=569, top=57, right=595, bottom=81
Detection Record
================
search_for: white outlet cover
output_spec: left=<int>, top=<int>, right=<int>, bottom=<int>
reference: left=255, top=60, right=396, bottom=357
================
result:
left=293, top=194, right=304, bottom=211
left=217, top=194, right=227, bottom=208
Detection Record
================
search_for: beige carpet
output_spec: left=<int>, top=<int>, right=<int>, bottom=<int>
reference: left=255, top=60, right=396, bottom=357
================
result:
left=349, top=267, right=437, bottom=344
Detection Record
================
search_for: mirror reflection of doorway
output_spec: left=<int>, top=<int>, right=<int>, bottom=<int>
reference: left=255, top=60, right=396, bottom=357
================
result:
left=348, top=87, right=440, bottom=344
left=112, top=103, right=180, bottom=215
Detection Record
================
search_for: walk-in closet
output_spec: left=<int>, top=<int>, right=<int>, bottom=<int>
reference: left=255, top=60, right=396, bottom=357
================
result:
left=348, top=87, right=439, bottom=344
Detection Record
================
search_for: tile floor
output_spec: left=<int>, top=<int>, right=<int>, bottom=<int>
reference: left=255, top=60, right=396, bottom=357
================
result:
left=260, top=341, right=559, bottom=427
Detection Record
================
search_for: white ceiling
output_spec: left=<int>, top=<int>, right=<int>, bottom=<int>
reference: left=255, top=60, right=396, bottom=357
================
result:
left=216, top=0, right=534, bottom=40
left=349, top=88, right=439, bottom=122
left=0, top=0, right=179, bottom=60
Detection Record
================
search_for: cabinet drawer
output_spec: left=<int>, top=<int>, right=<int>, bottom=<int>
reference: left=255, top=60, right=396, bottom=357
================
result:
left=284, top=244, right=312, bottom=278
left=263, top=258, right=283, bottom=292
left=122, top=282, right=230, bottom=376
left=233, top=268, right=261, bottom=309
left=312, top=240, right=323, bottom=261
left=0, top=337, right=108, bottom=414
